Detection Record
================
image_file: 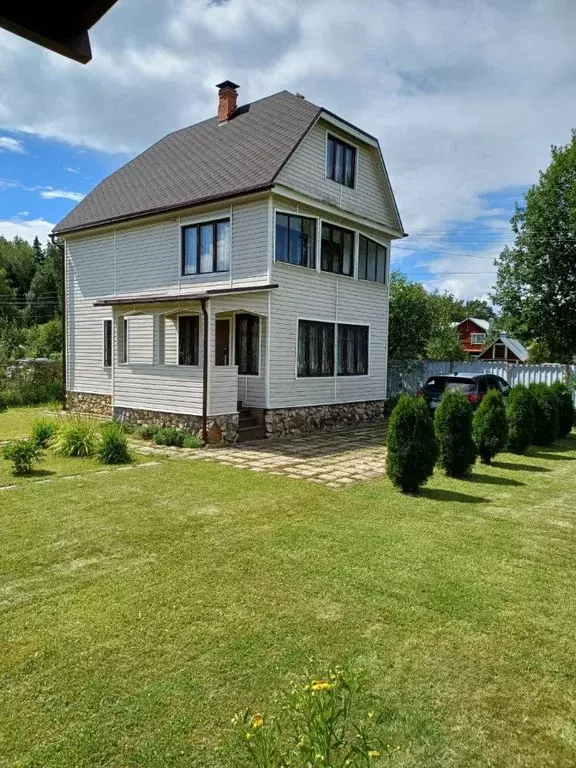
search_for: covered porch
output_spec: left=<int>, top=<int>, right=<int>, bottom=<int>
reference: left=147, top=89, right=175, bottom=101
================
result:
left=94, top=285, right=275, bottom=443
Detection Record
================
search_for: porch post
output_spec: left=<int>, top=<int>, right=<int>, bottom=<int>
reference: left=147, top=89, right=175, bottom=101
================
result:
left=201, top=298, right=209, bottom=444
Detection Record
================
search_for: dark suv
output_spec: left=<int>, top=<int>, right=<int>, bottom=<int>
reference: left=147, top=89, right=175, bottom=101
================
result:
left=419, top=372, right=510, bottom=413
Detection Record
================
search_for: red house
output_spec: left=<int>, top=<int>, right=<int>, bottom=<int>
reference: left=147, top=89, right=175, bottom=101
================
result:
left=452, top=317, right=490, bottom=356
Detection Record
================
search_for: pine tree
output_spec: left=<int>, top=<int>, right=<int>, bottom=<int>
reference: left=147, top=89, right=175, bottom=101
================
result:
left=386, top=394, right=437, bottom=494
left=507, top=385, right=536, bottom=453
left=32, top=236, right=45, bottom=264
left=435, top=390, right=477, bottom=477
left=472, top=389, right=508, bottom=464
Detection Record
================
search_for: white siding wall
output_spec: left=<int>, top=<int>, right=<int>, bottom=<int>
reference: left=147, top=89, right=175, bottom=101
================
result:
left=277, top=119, right=399, bottom=230
left=114, top=364, right=204, bottom=414
left=65, top=199, right=269, bottom=399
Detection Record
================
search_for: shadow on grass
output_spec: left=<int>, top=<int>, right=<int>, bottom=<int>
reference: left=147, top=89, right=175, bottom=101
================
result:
left=421, top=487, right=488, bottom=504
left=465, top=473, right=524, bottom=487
left=17, top=469, right=55, bottom=479
left=491, top=460, right=550, bottom=473
left=529, top=451, right=574, bottom=461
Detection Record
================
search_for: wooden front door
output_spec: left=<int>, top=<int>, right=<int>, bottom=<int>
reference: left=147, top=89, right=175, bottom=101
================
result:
left=215, top=318, right=231, bottom=366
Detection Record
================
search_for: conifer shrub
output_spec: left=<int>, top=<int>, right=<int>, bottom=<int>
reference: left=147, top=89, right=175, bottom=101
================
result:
left=550, top=381, right=575, bottom=438
left=434, top=390, right=477, bottom=477
left=506, top=385, right=536, bottom=453
left=529, top=383, right=559, bottom=445
left=98, top=422, right=132, bottom=465
left=472, top=388, right=508, bottom=464
left=386, top=394, right=437, bottom=494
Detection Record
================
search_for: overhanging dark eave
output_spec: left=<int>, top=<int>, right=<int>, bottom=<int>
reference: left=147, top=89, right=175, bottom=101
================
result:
left=53, top=183, right=276, bottom=236
left=93, top=284, right=279, bottom=307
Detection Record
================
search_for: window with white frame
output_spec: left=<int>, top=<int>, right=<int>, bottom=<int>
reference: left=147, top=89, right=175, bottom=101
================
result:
left=471, top=333, right=486, bottom=344
left=358, top=235, right=387, bottom=284
left=103, top=319, right=112, bottom=368
left=326, top=135, right=356, bottom=188
left=182, top=218, right=230, bottom=275
left=178, top=315, right=200, bottom=365
left=275, top=213, right=316, bottom=268
left=119, top=318, right=129, bottom=364
left=337, top=324, right=368, bottom=375
left=321, top=223, right=354, bottom=277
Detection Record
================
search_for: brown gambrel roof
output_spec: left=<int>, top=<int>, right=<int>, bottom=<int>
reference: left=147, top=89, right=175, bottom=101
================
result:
left=54, top=91, right=321, bottom=234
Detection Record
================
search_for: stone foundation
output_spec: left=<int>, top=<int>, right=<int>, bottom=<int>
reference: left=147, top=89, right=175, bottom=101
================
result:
left=113, top=407, right=238, bottom=445
left=264, top=400, right=386, bottom=439
left=66, top=391, right=112, bottom=418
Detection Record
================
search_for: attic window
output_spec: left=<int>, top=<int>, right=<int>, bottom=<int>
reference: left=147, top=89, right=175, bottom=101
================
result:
left=326, top=135, right=356, bottom=188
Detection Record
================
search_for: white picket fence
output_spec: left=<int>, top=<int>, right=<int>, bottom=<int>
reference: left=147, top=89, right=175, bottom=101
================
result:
left=388, top=360, right=576, bottom=404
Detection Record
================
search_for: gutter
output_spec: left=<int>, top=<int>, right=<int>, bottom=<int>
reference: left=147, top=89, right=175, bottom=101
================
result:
left=49, top=233, right=66, bottom=409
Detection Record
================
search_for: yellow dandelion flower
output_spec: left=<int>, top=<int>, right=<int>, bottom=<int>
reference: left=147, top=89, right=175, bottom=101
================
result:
left=251, top=714, right=264, bottom=729
left=310, top=680, right=334, bottom=692
left=368, top=749, right=380, bottom=759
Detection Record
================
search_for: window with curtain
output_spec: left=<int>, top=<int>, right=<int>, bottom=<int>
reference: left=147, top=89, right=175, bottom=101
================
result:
left=182, top=218, right=230, bottom=275
left=358, top=235, right=387, bottom=283
left=337, top=324, right=368, bottom=375
left=275, top=213, right=316, bottom=268
left=326, top=135, right=356, bottom=188
left=103, top=320, right=112, bottom=367
left=235, top=314, right=260, bottom=375
left=321, top=223, right=355, bottom=276
left=178, top=315, right=200, bottom=365
left=297, top=320, right=335, bottom=377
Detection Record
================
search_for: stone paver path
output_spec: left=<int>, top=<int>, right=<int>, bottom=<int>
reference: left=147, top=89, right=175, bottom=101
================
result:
left=135, top=425, right=387, bottom=488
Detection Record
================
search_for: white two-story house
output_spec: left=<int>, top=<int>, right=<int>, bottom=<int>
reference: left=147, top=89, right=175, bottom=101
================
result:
left=54, top=82, right=405, bottom=443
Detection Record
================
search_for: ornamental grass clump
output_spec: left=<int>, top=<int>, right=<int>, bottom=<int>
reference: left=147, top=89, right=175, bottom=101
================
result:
left=2, top=439, right=41, bottom=475
left=472, top=388, right=509, bottom=464
left=98, top=422, right=132, bottom=465
left=230, top=667, right=383, bottom=767
left=154, top=427, right=186, bottom=447
left=506, top=385, right=536, bottom=453
left=386, top=394, right=437, bottom=494
left=529, top=383, right=558, bottom=446
left=435, top=389, right=477, bottom=477
left=53, top=416, right=97, bottom=457
left=550, top=381, right=575, bottom=438
left=30, top=418, right=58, bottom=448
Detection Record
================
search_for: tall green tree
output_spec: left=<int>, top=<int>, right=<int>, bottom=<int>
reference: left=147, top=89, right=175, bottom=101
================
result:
left=492, top=130, right=576, bottom=362
left=388, top=271, right=434, bottom=361
left=0, top=236, right=37, bottom=305
left=32, top=236, right=45, bottom=264
left=23, top=242, right=62, bottom=325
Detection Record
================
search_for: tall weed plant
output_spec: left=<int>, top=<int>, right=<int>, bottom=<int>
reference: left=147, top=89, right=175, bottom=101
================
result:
left=53, top=417, right=97, bottom=457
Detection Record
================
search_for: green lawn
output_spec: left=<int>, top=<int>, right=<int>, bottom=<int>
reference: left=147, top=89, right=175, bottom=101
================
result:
left=1, top=408, right=576, bottom=767
left=0, top=404, right=62, bottom=440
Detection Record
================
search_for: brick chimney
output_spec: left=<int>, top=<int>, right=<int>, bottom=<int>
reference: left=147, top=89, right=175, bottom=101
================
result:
left=216, top=80, right=240, bottom=123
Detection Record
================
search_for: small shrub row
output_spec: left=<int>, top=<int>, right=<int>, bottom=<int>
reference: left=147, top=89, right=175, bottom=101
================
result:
left=386, top=380, right=574, bottom=494
left=135, top=423, right=200, bottom=448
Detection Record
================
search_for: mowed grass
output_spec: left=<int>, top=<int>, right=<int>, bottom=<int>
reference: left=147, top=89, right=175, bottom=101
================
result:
left=0, top=404, right=62, bottom=440
left=1, top=412, right=575, bottom=767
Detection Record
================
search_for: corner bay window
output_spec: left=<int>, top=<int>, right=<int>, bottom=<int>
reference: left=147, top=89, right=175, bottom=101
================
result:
left=275, top=213, right=316, bottom=268
left=103, top=319, right=112, bottom=367
left=298, top=320, right=369, bottom=377
left=358, top=235, right=387, bottom=283
left=178, top=315, right=199, bottom=365
left=321, top=223, right=354, bottom=276
left=182, top=218, right=230, bottom=275
left=326, top=135, right=356, bottom=188
left=235, top=314, right=260, bottom=375
left=338, top=324, right=368, bottom=375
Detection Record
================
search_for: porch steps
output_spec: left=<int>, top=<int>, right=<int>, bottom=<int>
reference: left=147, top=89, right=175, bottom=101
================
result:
left=237, top=407, right=266, bottom=443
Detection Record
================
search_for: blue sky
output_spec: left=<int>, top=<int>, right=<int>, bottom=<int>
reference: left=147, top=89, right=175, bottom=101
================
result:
left=1, top=0, right=574, bottom=298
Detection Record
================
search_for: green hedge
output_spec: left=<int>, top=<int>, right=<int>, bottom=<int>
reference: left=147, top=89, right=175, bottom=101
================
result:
left=386, top=394, right=437, bottom=494
left=435, top=390, right=477, bottom=477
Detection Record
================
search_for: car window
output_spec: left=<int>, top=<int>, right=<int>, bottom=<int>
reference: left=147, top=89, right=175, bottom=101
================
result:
left=486, top=376, right=501, bottom=391
left=424, top=378, right=446, bottom=392
left=498, top=377, right=510, bottom=393
left=444, top=378, right=476, bottom=394
left=477, top=377, right=489, bottom=394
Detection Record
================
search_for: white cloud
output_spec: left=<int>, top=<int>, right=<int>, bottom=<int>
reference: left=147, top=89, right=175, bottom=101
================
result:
left=0, top=135, right=25, bottom=153
left=64, top=166, right=80, bottom=173
left=0, top=216, right=54, bottom=243
left=40, top=188, right=85, bottom=202
left=0, top=0, right=574, bottom=296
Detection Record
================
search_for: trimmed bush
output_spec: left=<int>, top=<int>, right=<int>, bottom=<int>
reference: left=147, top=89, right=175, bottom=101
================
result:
left=472, top=388, right=508, bottom=464
left=31, top=418, right=58, bottom=448
left=435, top=390, right=477, bottom=477
left=386, top=394, right=437, bottom=494
left=550, top=381, right=575, bottom=438
left=529, top=383, right=558, bottom=446
left=154, top=427, right=186, bottom=447
left=2, top=439, right=41, bottom=475
left=98, top=422, right=132, bottom=465
left=506, top=385, right=536, bottom=453
left=53, top=417, right=97, bottom=457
